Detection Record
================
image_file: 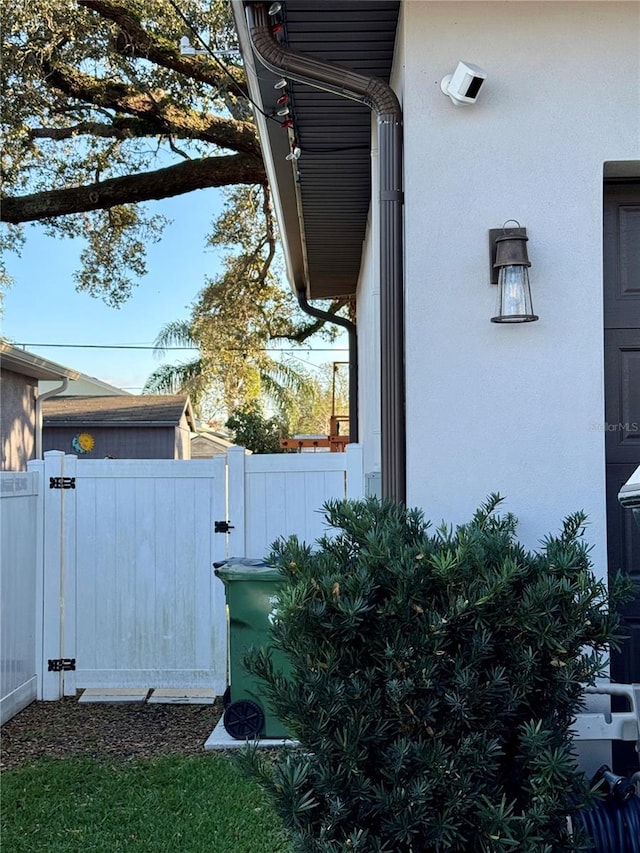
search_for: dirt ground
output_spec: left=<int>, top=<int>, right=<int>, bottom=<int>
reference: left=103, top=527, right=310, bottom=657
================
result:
left=0, top=695, right=224, bottom=771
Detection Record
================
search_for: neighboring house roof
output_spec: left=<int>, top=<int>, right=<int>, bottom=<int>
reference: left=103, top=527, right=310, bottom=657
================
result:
left=232, top=0, right=400, bottom=299
left=43, top=395, right=196, bottom=431
left=0, top=340, right=80, bottom=382
left=40, top=373, right=129, bottom=396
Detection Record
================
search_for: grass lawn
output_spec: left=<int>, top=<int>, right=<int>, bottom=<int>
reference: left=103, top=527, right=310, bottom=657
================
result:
left=1, top=753, right=293, bottom=853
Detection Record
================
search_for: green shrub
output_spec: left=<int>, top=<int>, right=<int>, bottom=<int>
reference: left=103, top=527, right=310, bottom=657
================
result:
left=241, top=496, right=631, bottom=852
left=226, top=404, right=287, bottom=454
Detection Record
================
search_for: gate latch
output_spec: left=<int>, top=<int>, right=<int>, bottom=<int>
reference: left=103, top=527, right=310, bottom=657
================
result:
left=214, top=520, right=234, bottom=533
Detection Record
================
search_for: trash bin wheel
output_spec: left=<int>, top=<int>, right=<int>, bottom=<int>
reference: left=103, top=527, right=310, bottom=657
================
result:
left=222, top=685, right=231, bottom=709
left=223, top=699, right=265, bottom=739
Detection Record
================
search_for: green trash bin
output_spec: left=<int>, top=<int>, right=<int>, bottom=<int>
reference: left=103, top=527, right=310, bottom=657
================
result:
left=214, top=558, right=290, bottom=739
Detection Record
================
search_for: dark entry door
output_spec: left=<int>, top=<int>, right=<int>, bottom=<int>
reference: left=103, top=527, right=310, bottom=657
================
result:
left=604, top=180, right=640, bottom=772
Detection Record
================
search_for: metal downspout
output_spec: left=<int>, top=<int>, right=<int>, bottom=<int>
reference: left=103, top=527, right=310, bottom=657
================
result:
left=247, top=3, right=405, bottom=503
left=35, top=379, right=69, bottom=459
left=296, top=290, right=358, bottom=443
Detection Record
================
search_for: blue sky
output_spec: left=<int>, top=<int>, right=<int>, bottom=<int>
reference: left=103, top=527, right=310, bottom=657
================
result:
left=2, top=190, right=346, bottom=395
left=2, top=191, right=222, bottom=393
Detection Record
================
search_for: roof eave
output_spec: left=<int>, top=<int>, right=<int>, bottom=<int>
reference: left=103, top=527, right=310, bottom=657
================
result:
left=181, top=398, right=197, bottom=432
left=44, top=420, right=183, bottom=427
left=0, top=342, right=81, bottom=382
left=232, top=2, right=400, bottom=301
left=232, top=0, right=310, bottom=298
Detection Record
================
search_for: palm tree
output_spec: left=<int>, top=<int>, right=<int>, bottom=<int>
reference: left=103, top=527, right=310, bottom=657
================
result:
left=144, top=318, right=314, bottom=423
left=144, top=319, right=209, bottom=405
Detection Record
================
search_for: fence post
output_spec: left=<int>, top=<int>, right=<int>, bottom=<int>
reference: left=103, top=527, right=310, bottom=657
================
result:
left=210, top=453, right=229, bottom=688
left=28, top=459, right=46, bottom=700
left=40, top=451, right=77, bottom=700
left=61, top=454, right=77, bottom=697
left=346, top=443, right=364, bottom=500
left=211, top=454, right=228, bottom=565
left=226, top=446, right=247, bottom=558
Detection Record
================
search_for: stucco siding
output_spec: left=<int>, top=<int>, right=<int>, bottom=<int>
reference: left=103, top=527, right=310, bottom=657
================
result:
left=1, top=370, right=37, bottom=471
left=399, top=2, right=639, bottom=565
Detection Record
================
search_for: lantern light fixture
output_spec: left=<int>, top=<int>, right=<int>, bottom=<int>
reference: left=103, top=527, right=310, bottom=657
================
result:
left=489, top=221, right=539, bottom=323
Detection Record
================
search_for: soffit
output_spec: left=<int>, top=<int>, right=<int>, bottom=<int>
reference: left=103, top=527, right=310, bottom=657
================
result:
left=237, top=1, right=400, bottom=299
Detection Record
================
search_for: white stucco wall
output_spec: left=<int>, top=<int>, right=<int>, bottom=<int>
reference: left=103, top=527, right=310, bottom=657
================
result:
left=358, top=1, right=639, bottom=568
left=405, top=0, right=639, bottom=564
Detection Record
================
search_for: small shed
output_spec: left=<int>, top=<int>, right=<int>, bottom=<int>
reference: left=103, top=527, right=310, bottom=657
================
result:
left=43, top=395, right=196, bottom=459
left=191, top=429, right=233, bottom=460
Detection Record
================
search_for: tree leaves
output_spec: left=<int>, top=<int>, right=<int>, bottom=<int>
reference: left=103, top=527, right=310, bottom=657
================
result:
left=1, top=0, right=260, bottom=299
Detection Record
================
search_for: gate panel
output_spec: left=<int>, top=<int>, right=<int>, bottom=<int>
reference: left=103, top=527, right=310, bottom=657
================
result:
left=71, top=458, right=227, bottom=693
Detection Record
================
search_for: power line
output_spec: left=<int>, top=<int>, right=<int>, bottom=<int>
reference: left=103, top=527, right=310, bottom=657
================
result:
left=11, top=342, right=347, bottom=353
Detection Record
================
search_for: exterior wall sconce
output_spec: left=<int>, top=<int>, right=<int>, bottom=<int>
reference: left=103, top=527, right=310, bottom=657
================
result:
left=489, top=222, right=539, bottom=323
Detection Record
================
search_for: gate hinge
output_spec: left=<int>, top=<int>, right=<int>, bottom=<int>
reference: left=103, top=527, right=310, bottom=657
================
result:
left=48, top=658, right=76, bottom=672
left=214, top=520, right=234, bottom=533
left=49, top=477, right=76, bottom=490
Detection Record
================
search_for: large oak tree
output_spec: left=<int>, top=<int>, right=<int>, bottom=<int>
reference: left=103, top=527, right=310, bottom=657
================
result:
left=1, top=0, right=348, bottom=421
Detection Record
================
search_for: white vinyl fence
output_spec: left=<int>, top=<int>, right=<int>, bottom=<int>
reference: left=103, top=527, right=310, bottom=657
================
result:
left=0, top=445, right=364, bottom=716
left=1, top=471, right=42, bottom=724
left=226, top=444, right=364, bottom=558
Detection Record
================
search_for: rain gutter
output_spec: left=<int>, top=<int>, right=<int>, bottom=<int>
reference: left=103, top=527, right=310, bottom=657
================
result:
left=246, top=2, right=405, bottom=502
left=36, top=379, right=69, bottom=459
left=296, top=289, right=358, bottom=443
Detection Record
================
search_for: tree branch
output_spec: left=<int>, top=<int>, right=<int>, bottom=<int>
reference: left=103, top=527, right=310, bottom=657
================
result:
left=258, top=185, right=276, bottom=281
left=78, top=0, right=247, bottom=95
left=28, top=118, right=161, bottom=141
left=273, top=299, right=351, bottom=343
left=43, top=62, right=260, bottom=155
left=0, top=154, right=266, bottom=223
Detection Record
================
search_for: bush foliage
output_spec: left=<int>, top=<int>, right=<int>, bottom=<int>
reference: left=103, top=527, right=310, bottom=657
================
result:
left=225, top=404, right=287, bottom=454
left=241, top=496, right=631, bottom=852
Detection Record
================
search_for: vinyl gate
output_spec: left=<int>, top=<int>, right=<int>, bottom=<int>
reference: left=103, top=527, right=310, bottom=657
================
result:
left=25, top=445, right=363, bottom=702
left=37, top=452, right=229, bottom=699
